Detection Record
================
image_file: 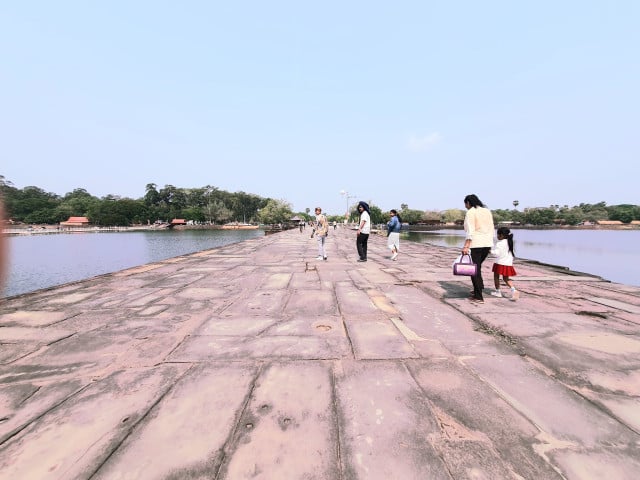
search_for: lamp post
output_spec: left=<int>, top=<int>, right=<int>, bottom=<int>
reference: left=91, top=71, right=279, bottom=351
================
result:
left=340, top=190, right=356, bottom=221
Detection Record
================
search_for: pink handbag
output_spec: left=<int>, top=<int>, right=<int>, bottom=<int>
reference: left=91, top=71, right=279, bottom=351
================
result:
left=453, top=254, right=477, bottom=276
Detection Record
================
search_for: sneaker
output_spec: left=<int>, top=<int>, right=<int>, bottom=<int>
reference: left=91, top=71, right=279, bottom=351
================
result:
left=391, top=252, right=398, bottom=260
left=357, top=258, right=367, bottom=262
left=490, top=290, right=503, bottom=298
left=470, top=298, right=484, bottom=304
left=511, top=290, right=520, bottom=301
left=316, top=256, right=323, bottom=260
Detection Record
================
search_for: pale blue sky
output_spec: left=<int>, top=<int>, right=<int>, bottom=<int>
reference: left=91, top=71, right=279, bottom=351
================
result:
left=2, top=1, right=638, bottom=215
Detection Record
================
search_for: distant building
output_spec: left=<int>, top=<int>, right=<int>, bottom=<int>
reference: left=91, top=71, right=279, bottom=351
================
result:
left=170, top=219, right=187, bottom=226
left=60, top=216, right=90, bottom=227
left=596, top=220, right=623, bottom=226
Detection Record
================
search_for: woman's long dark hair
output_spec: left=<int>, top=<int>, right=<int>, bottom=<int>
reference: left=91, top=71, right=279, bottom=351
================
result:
left=464, top=194, right=485, bottom=208
left=390, top=209, right=402, bottom=224
left=497, top=226, right=515, bottom=257
left=358, top=201, right=370, bottom=214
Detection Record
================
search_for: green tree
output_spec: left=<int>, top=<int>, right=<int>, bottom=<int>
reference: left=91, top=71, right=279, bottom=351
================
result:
left=258, top=199, right=293, bottom=225
left=369, top=204, right=384, bottom=225
left=442, top=209, right=465, bottom=224
left=144, top=183, right=160, bottom=206
left=607, top=204, right=638, bottom=223
left=399, top=207, right=423, bottom=224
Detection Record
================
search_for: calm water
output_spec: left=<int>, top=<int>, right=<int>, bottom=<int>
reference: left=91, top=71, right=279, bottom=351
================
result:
left=405, top=229, right=640, bottom=287
left=3, top=229, right=264, bottom=298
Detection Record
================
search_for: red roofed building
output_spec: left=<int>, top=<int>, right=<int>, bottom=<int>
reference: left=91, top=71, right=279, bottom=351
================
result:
left=60, top=216, right=90, bottom=227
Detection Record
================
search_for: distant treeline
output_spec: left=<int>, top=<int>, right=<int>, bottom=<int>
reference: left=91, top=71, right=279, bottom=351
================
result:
left=0, top=177, right=276, bottom=226
left=2, top=176, right=639, bottom=227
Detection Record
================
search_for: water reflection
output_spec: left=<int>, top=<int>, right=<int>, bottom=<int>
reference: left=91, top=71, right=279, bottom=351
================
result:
left=405, top=229, right=640, bottom=287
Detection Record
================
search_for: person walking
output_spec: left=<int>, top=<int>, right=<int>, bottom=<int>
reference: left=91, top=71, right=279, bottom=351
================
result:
left=313, top=207, right=329, bottom=260
left=461, top=194, right=495, bottom=304
left=356, top=201, right=371, bottom=262
left=387, top=209, right=402, bottom=260
left=490, top=226, right=520, bottom=300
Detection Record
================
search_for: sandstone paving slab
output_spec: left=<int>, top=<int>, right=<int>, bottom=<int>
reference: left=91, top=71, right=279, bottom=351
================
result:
left=345, top=316, right=419, bottom=360
left=317, top=267, right=353, bottom=283
left=473, top=311, right=613, bottom=339
left=0, top=344, right=38, bottom=365
left=260, top=272, right=292, bottom=290
left=218, top=362, right=340, bottom=479
left=520, top=330, right=640, bottom=376
left=407, top=358, right=565, bottom=479
left=194, top=316, right=277, bottom=336
left=575, top=388, right=640, bottom=432
left=549, top=448, right=640, bottom=480
left=263, top=315, right=346, bottom=339
left=334, top=359, right=451, bottom=479
left=0, top=311, right=72, bottom=327
left=462, top=354, right=639, bottom=448
left=174, top=286, right=230, bottom=300
left=0, top=365, right=187, bottom=479
left=387, top=287, right=511, bottom=356
left=345, top=269, right=376, bottom=290
left=44, top=291, right=99, bottom=306
left=284, top=289, right=338, bottom=316
left=169, top=334, right=351, bottom=361
left=0, top=378, right=85, bottom=445
left=289, top=270, right=323, bottom=289
left=0, top=326, right=75, bottom=345
left=335, top=283, right=379, bottom=315
left=93, top=363, right=258, bottom=479
left=588, top=296, right=640, bottom=314
left=222, top=290, right=289, bottom=316
left=577, top=368, right=640, bottom=397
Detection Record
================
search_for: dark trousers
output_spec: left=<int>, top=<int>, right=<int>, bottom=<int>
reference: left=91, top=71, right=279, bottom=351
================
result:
left=357, top=233, right=369, bottom=260
left=470, top=247, right=491, bottom=299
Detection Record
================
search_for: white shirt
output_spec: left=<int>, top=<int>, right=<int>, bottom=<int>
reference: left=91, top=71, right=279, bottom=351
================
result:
left=491, top=238, right=514, bottom=266
left=359, top=211, right=371, bottom=234
left=464, top=207, right=494, bottom=248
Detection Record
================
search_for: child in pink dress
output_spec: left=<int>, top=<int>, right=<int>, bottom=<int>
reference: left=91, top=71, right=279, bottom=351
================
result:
left=490, top=227, right=520, bottom=300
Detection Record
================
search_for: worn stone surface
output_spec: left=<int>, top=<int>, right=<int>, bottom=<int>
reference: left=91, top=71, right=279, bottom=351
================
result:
left=1, top=227, right=639, bottom=479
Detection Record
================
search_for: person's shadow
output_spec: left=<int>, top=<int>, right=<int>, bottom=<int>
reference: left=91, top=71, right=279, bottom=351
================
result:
left=438, top=281, right=470, bottom=299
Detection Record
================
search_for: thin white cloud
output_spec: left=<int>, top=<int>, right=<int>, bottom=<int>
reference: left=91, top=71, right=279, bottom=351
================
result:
left=407, top=132, right=442, bottom=152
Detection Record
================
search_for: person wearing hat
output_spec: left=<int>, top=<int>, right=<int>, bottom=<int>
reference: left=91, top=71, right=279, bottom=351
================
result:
left=356, top=201, right=371, bottom=262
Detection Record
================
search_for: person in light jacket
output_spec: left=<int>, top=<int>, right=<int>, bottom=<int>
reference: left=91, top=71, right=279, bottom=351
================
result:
left=386, top=209, right=402, bottom=261
left=313, top=207, right=329, bottom=260
left=462, top=194, right=495, bottom=304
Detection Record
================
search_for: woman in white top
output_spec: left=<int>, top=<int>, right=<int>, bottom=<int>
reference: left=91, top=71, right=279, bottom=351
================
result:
left=356, top=201, right=371, bottom=262
left=462, top=194, right=495, bottom=303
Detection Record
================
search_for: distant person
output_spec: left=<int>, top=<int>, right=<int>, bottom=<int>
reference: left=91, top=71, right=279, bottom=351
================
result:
left=490, top=226, right=520, bottom=300
left=462, top=194, right=495, bottom=304
left=387, top=209, right=402, bottom=260
left=313, top=207, right=329, bottom=260
left=299, top=222, right=304, bottom=233
left=356, top=201, right=371, bottom=262
left=333, top=221, right=337, bottom=230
